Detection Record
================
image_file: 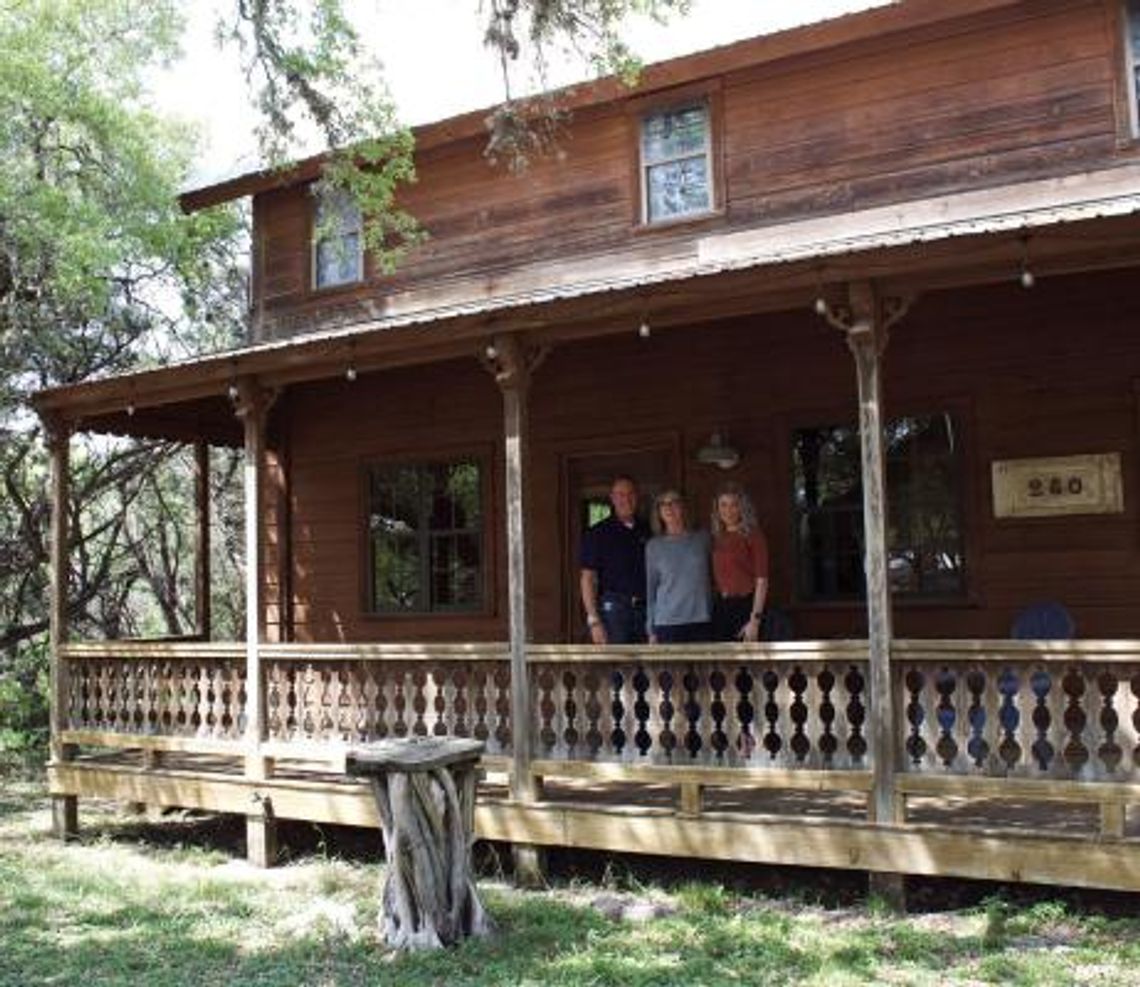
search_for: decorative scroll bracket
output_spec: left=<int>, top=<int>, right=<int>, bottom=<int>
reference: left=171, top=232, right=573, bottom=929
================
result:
left=479, top=334, right=550, bottom=393
left=816, top=282, right=914, bottom=356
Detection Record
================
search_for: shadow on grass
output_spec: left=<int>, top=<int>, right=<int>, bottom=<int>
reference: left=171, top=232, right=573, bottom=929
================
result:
left=0, top=867, right=836, bottom=987
left=71, top=806, right=1140, bottom=921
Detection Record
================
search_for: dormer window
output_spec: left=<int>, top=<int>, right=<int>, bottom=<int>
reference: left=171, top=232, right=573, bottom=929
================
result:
left=312, top=188, right=363, bottom=289
left=1128, top=0, right=1140, bottom=135
left=640, top=102, right=713, bottom=224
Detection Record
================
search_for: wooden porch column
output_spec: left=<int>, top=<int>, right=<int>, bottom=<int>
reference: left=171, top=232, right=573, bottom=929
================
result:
left=194, top=440, right=212, bottom=640
left=485, top=335, right=547, bottom=886
left=235, top=380, right=275, bottom=866
left=841, top=281, right=908, bottom=908
left=45, top=419, right=77, bottom=839
left=844, top=281, right=897, bottom=829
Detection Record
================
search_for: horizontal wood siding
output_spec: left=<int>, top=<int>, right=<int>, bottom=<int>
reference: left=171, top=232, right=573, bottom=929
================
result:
left=250, top=1, right=1125, bottom=342
left=282, top=266, right=1140, bottom=644
left=285, top=359, right=505, bottom=642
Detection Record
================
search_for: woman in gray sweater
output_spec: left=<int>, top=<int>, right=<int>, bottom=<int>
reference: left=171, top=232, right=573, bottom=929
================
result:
left=645, top=489, right=712, bottom=643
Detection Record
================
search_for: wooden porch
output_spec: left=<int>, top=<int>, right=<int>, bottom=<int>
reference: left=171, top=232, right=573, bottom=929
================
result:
left=48, top=637, right=1140, bottom=892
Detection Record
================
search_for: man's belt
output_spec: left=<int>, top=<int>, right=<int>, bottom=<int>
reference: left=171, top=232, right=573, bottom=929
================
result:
left=601, top=591, right=645, bottom=606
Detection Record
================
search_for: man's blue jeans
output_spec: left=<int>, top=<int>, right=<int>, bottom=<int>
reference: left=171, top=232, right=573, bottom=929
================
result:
left=600, top=592, right=647, bottom=644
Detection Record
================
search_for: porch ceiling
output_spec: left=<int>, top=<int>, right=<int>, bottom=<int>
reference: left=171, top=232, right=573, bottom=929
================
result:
left=32, top=161, right=1140, bottom=444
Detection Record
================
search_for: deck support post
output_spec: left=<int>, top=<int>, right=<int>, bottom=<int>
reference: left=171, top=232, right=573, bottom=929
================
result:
left=194, top=440, right=212, bottom=640
left=868, top=872, right=907, bottom=912
left=826, top=281, right=912, bottom=902
left=485, top=335, right=549, bottom=887
left=45, top=418, right=78, bottom=839
left=236, top=380, right=276, bottom=864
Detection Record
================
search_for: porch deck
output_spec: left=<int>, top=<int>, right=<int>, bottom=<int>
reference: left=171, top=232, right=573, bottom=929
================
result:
left=48, top=637, right=1140, bottom=893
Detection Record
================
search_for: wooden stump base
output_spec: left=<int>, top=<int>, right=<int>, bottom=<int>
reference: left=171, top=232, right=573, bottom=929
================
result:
left=349, top=738, right=494, bottom=951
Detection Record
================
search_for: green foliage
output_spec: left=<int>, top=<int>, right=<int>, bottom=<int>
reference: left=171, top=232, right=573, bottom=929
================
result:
left=482, top=0, right=690, bottom=170
left=223, top=0, right=424, bottom=274
left=0, top=0, right=246, bottom=759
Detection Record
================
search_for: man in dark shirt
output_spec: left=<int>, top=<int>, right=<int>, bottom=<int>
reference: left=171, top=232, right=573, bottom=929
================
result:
left=579, top=475, right=651, bottom=644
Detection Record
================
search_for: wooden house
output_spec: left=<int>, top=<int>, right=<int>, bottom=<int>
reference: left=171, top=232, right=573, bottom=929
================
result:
left=33, top=0, right=1140, bottom=894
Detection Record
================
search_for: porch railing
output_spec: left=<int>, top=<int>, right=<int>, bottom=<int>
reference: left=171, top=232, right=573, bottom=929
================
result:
left=56, top=638, right=1140, bottom=793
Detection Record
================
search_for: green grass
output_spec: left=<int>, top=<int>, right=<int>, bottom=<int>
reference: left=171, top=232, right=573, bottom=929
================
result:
left=1, top=780, right=1138, bottom=986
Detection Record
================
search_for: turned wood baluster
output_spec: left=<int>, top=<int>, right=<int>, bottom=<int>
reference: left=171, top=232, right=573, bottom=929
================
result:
left=788, top=666, right=810, bottom=764
left=609, top=668, right=626, bottom=757
left=537, top=667, right=557, bottom=754
left=492, top=665, right=512, bottom=755
left=817, top=667, right=837, bottom=767
left=761, top=668, right=781, bottom=761
left=452, top=667, right=470, bottom=740
left=965, top=668, right=989, bottom=768
left=934, top=668, right=959, bottom=768
left=632, top=665, right=652, bottom=757
left=1097, top=669, right=1123, bottom=775
left=844, top=665, right=868, bottom=764
left=1061, top=667, right=1090, bottom=774
left=471, top=668, right=489, bottom=744
left=653, top=669, right=674, bottom=760
left=583, top=669, right=603, bottom=757
left=904, top=668, right=927, bottom=767
left=431, top=667, right=449, bottom=738
left=411, top=669, right=429, bottom=737
left=735, top=666, right=756, bottom=761
left=560, top=669, right=579, bottom=755
left=1030, top=669, right=1055, bottom=772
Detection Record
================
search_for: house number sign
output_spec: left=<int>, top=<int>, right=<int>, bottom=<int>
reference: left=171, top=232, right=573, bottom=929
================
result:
left=992, top=453, right=1123, bottom=519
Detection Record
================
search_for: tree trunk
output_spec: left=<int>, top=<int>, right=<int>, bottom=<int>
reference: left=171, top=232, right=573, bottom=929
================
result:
left=369, top=765, right=493, bottom=950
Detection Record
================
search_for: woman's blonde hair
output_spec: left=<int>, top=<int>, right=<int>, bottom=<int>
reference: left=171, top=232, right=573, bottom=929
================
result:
left=651, top=488, right=687, bottom=535
left=710, top=482, right=757, bottom=536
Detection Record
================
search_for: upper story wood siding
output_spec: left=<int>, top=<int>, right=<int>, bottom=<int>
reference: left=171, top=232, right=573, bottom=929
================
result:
left=249, top=0, right=1133, bottom=342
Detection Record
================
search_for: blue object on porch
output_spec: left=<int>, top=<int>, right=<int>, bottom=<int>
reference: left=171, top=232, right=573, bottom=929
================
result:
left=1010, top=602, right=1075, bottom=640
left=760, top=606, right=794, bottom=642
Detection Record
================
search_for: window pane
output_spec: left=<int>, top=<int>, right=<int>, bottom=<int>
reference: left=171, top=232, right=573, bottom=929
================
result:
left=368, top=460, right=483, bottom=613
left=646, top=156, right=710, bottom=222
left=431, top=533, right=482, bottom=608
left=314, top=190, right=363, bottom=288
left=315, top=230, right=362, bottom=287
left=373, top=533, right=421, bottom=610
left=425, top=461, right=481, bottom=530
left=792, top=415, right=964, bottom=601
left=792, top=427, right=864, bottom=599
left=642, top=105, right=708, bottom=163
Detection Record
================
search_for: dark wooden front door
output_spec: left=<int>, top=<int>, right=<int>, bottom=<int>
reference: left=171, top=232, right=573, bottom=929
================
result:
left=560, top=443, right=677, bottom=641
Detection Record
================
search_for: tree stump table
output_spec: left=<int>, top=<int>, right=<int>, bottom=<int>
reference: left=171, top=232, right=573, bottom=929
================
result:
left=346, top=737, right=494, bottom=950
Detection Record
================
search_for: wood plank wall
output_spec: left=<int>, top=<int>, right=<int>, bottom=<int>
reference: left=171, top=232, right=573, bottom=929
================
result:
left=282, top=266, right=1140, bottom=644
left=251, top=0, right=1122, bottom=340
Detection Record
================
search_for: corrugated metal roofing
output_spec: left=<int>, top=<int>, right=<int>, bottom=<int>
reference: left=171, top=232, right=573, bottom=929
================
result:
left=33, top=161, right=1140, bottom=411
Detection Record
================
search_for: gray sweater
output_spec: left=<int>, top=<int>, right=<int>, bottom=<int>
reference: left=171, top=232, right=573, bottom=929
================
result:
left=645, top=529, right=711, bottom=632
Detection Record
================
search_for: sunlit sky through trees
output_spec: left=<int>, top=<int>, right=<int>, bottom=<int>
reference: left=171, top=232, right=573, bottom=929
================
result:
left=153, top=0, right=885, bottom=187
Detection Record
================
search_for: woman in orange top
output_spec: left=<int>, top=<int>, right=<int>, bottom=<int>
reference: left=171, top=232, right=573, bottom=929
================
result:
left=710, top=482, right=769, bottom=642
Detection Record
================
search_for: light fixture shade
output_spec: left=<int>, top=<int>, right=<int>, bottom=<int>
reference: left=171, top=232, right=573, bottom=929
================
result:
left=695, top=432, right=740, bottom=470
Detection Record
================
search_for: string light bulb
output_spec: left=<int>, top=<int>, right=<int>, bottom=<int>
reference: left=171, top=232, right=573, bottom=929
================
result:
left=1018, top=234, right=1035, bottom=289
left=485, top=343, right=498, bottom=361
left=638, top=320, right=651, bottom=339
left=345, top=365, right=357, bottom=382
left=814, top=296, right=829, bottom=317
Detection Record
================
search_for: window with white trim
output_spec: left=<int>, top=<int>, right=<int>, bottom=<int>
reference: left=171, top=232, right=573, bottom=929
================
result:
left=1128, top=0, right=1140, bottom=135
left=640, top=102, right=713, bottom=224
left=312, top=188, right=363, bottom=289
